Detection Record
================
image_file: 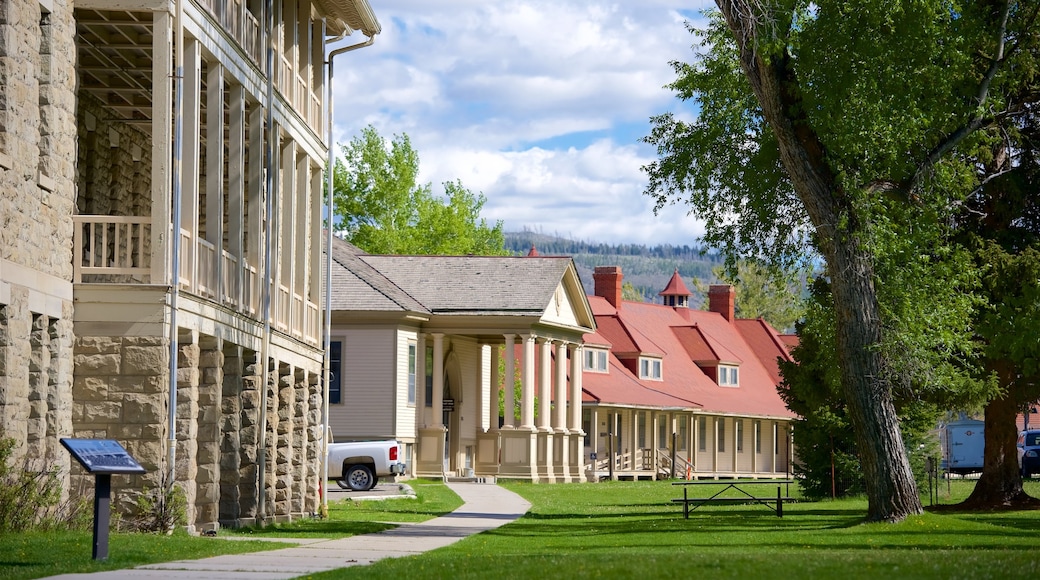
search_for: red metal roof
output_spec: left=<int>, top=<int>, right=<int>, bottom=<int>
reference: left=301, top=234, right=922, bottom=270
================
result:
left=658, top=268, right=693, bottom=297
left=581, top=295, right=796, bottom=419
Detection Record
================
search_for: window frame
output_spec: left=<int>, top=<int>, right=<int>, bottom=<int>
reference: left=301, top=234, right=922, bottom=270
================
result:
left=407, top=341, right=417, bottom=406
left=639, top=356, right=662, bottom=381
left=583, top=348, right=608, bottom=372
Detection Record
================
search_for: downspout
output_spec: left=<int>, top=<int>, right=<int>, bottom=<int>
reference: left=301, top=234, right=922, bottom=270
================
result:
left=257, top=0, right=275, bottom=524
left=322, top=31, right=376, bottom=516
left=167, top=0, right=185, bottom=494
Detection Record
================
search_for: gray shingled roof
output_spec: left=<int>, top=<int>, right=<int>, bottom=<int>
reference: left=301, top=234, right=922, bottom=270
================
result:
left=360, top=255, right=573, bottom=315
left=326, top=237, right=428, bottom=313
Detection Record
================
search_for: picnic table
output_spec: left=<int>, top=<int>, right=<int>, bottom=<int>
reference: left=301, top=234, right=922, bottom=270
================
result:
left=672, top=479, right=794, bottom=518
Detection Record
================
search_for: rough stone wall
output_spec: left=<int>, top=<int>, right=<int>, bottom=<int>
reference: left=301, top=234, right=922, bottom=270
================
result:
left=0, top=0, right=77, bottom=481
left=76, top=95, right=152, bottom=218
left=196, top=338, right=223, bottom=531
left=0, top=0, right=77, bottom=278
left=175, top=336, right=200, bottom=530
left=72, top=335, right=170, bottom=513
left=305, top=370, right=321, bottom=515
left=275, top=363, right=293, bottom=520
left=236, top=353, right=262, bottom=525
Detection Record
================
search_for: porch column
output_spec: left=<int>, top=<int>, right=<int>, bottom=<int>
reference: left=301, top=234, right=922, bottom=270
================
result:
left=150, top=9, right=172, bottom=282
left=182, top=37, right=202, bottom=292
left=228, top=84, right=245, bottom=307
left=519, top=334, right=535, bottom=429
left=536, top=338, right=554, bottom=482
left=431, top=333, right=444, bottom=428
left=206, top=61, right=225, bottom=301
left=246, top=105, right=263, bottom=313
left=484, top=344, right=496, bottom=431
left=554, top=340, right=570, bottom=482
left=416, top=333, right=446, bottom=478
left=569, top=343, right=585, bottom=482
left=476, top=343, right=501, bottom=478
left=498, top=334, right=538, bottom=481
left=415, top=334, right=426, bottom=426
left=502, top=334, right=515, bottom=429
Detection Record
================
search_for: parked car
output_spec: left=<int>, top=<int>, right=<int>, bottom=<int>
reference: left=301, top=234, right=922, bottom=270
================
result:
left=327, top=438, right=407, bottom=491
left=1017, top=430, right=1040, bottom=478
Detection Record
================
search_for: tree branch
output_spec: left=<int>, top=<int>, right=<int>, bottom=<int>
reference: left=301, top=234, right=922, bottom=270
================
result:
left=911, top=0, right=1012, bottom=189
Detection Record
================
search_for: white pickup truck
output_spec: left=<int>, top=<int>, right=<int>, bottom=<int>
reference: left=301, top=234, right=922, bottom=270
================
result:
left=327, top=438, right=407, bottom=491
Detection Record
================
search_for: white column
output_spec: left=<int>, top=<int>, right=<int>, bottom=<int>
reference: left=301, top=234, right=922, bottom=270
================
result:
left=502, top=334, right=515, bottom=429
left=490, top=343, right=500, bottom=431
left=228, top=84, right=245, bottom=306
left=206, top=61, right=225, bottom=301
left=431, top=334, right=444, bottom=428
left=150, top=9, right=172, bottom=282
left=554, top=341, right=567, bottom=430
left=416, top=334, right=427, bottom=427
left=537, top=338, right=551, bottom=430
left=477, top=343, right=488, bottom=432
left=520, top=334, right=536, bottom=429
left=570, top=344, right=583, bottom=431
left=182, top=37, right=201, bottom=292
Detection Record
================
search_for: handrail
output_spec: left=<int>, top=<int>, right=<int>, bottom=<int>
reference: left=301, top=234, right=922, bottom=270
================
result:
left=73, top=215, right=152, bottom=283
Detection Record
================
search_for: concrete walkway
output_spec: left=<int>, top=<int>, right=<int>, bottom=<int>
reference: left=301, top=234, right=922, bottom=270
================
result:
left=49, top=482, right=530, bottom=580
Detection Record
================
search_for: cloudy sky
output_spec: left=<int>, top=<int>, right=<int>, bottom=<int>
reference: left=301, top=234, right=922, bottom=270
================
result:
left=329, top=0, right=715, bottom=246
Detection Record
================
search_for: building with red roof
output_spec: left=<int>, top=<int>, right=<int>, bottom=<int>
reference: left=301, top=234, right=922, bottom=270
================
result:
left=581, top=267, right=796, bottom=480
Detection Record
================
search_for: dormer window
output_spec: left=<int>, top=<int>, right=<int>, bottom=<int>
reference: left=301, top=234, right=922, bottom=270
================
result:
left=718, top=365, right=739, bottom=387
left=639, top=357, right=662, bottom=380
left=584, top=348, right=608, bottom=373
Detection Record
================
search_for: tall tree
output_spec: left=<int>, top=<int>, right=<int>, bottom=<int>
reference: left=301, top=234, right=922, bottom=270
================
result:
left=956, top=103, right=1040, bottom=508
left=331, top=126, right=508, bottom=256
left=644, top=2, right=1034, bottom=521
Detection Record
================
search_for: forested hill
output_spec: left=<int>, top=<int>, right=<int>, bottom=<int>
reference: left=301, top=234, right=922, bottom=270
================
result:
left=504, top=231, right=724, bottom=305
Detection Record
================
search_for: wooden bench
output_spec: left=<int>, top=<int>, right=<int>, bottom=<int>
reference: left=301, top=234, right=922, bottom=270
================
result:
left=672, top=480, right=794, bottom=518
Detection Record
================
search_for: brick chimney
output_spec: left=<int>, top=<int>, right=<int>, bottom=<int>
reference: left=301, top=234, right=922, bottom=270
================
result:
left=708, top=284, right=735, bottom=322
left=594, top=266, right=623, bottom=309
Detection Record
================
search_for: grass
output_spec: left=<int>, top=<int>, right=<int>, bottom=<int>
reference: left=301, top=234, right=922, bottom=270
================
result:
left=0, top=479, right=457, bottom=579
left=4, top=478, right=1040, bottom=579
left=0, top=529, right=283, bottom=580
left=305, top=479, right=1040, bottom=580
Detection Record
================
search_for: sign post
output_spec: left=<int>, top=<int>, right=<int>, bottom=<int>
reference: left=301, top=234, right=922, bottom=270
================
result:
left=60, top=439, right=146, bottom=560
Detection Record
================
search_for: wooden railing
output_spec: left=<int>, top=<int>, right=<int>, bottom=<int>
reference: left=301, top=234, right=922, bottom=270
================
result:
left=198, top=0, right=263, bottom=69
left=73, top=216, right=151, bottom=283
left=74, top=215, right=320, bottom=346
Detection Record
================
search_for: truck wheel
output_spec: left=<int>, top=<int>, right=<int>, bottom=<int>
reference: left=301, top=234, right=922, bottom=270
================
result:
left=341, top=464, right=375, bottom=491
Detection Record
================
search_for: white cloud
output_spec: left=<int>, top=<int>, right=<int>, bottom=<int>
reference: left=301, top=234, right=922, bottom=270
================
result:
left=330, top=0, right=714, bottom=245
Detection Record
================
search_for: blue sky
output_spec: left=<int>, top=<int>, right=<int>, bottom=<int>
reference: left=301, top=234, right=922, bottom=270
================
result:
left=329, top=0, right=715, bottom=246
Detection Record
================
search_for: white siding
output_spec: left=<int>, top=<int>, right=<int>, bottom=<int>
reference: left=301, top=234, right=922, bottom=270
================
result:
left=540, top=282, right=580, bottom=328
left=393, top=328, right=418, bottom=443
left=329, top=327, right=396, bottom=440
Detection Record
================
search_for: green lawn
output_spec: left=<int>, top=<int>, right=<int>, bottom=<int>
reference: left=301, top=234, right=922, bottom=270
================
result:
left=308, top=479, right=1040, bottom=580
left=3, top=479, right=1040, bottom=580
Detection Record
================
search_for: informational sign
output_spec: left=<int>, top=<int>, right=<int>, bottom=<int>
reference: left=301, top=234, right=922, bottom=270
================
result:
left=60, top=438, right=146, bottom=561
left=443, top=398, right=455, bottom=412
left=61, top=438, right=146, bottom=474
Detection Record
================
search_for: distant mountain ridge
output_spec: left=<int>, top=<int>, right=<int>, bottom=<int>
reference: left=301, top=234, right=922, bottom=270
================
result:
left=504, top=230, right=725, bottom=305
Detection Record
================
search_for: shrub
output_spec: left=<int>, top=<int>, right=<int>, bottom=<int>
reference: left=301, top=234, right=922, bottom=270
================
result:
left=0, top=436, right=89, bottom=531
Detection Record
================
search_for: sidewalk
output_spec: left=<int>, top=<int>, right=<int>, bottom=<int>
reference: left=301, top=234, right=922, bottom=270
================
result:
left=49, top=482, right=531, bottom=580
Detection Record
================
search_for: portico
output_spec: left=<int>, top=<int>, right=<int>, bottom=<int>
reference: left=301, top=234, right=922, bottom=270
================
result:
left=326, top=238, right=595, bottom=483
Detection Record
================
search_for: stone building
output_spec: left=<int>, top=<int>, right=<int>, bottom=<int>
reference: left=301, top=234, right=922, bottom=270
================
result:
left=0, top=0, right=379, bottom=532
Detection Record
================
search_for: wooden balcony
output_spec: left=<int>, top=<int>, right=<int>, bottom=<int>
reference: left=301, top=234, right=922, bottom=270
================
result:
left=74, top=215, right=320, bottom=346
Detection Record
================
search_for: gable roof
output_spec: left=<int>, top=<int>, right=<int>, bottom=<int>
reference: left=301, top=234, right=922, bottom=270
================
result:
left=327, top=237, right=428, bottom=313
left=326, top=236, right=595, bottom=333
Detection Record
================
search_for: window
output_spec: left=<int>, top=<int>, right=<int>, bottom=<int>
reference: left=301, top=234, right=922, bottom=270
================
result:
left=658, top=417, right=667, bottom=448
left=736, top=419, right=744, bottom=452
left=754, top=420, right=762, bottom=453
left=584, top=348, right=608, bottom=372
left=407, top=342, right=416, bottom=406
left=678, top=417, right=688, bottom=451
left=582, top=409, right=591, bottom=446
left=329, top=340, right=342, bottom=404
left=637, top=412, right=646, bottom=448
left=698, top=417, right=706, bottom=451
left=424, top=345, right=434, bottom=407
left=639, top=357, right=662, bottom=380
left=717, top=420, right=725, bottom=452
left=718, top=365, right=739, bottom=387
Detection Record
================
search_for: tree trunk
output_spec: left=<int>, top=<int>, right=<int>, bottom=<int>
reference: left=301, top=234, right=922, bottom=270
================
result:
left=829, top=240, right=923, bottom=521
left=960, top=362, right=1038, bottom=509
left=715, top=0, right=923, bottom=521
